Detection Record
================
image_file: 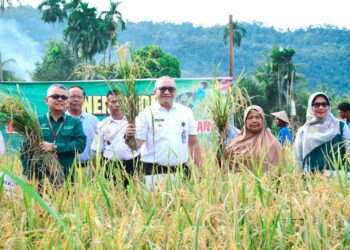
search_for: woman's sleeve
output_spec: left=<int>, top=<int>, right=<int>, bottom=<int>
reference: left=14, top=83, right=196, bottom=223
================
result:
left=293, top=129, right=304, bottom=169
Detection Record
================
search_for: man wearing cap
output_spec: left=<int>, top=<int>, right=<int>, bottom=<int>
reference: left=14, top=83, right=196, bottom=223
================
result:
left=271, top=111, right=293, bottom=146
left=124, top=76, right=202, bottom=179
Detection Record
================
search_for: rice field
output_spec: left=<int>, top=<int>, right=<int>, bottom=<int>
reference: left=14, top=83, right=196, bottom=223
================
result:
left=1, top=146, right=350, bottom=249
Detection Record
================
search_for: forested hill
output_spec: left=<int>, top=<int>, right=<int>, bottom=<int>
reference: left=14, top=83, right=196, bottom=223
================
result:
left=1, top=6, right=349, bottom=92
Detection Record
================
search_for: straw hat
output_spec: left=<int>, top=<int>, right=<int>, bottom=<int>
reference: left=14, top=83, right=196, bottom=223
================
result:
left=271, top=111, right=290, bottom=124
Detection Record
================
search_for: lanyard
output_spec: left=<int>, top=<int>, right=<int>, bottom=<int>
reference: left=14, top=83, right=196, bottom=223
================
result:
left=47, top=113, right=66, bottom=143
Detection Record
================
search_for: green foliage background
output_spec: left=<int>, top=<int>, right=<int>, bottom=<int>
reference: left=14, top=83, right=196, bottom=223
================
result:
left=1, top=6, right=350, bottom=93
left=31, top=40, right=77, bottom=81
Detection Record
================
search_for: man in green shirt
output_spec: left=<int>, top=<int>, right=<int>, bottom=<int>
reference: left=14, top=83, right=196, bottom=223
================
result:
left=22, top=84, right=86, bottom=182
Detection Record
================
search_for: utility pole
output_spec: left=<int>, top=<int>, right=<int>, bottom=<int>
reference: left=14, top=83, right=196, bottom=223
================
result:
left=229, top=15, right=234, bottom=79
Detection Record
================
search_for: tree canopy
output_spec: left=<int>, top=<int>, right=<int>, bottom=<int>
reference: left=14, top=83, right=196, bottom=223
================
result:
left=1, top=6, right=350, bottom=94
left=135, top=45, right=181, bottom=78
left=31, top=40, right=78, bottom=81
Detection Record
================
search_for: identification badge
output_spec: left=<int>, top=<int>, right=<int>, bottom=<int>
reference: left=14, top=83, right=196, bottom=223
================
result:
left=155, top=118, right=164, bottom=127
left=181, top=122, right=186, bottom=143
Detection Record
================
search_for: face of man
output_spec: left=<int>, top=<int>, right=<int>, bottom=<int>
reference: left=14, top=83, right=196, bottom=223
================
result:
left=275, top=117, right=284, bottom=127
left=311, top=96, right=330, bottom=120
left=338, top=110, right=350, bottom=120
left=246, top=110, right=263, bottom=134
left=106, top=95, right=124, bottom=119
left=68, top=87, right=85, bottom=113
left=45, top=86, right=68, bottom=113
left=154, top=77, right=176, bottom=110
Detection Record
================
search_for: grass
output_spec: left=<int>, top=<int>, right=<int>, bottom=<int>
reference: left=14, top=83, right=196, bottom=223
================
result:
left=1, top=145, right=350, bottom=249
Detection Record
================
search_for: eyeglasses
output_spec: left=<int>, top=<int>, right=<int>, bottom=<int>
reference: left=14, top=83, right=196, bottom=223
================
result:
left=68, top=95, right=84, bottom=100
left=312, top=102, right=329, bottom=108
left=157, top=86, right=176, bottom=93
left=48, top=94, right=69, bottom=100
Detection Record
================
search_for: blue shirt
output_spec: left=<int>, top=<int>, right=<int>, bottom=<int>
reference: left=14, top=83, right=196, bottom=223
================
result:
left=67, top=111, right=99, bottom=162
left=278, top=125, right=293, bottom=146
left=225, top=127, right=241, bottom=146
left=346, top=120, right=350, bottom=128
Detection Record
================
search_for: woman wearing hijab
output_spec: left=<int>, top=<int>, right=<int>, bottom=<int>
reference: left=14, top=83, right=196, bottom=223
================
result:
left=294, top=92, right=350, bottom=172
left=227, top=105, right=282, bottom=172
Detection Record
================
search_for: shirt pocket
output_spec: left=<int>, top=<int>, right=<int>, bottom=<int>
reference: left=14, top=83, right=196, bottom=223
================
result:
left=61, top=128, right=74, bottom=138
left=150, top=118, right=165, bottom=133
left=41, top=127, right=51, bottom=138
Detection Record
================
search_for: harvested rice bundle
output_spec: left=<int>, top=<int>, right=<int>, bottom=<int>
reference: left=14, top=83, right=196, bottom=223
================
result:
left=0, top=87, right=64, bottom=185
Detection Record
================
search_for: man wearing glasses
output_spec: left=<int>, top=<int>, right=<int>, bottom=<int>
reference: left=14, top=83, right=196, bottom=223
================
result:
left=125, top=76, right=202, bottom=183
left=67, top=86, right=99, bottom=171
left=22, top=84, right=86, bottom=182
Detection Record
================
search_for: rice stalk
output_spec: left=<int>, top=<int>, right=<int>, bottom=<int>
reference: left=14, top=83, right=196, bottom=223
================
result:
left=0, top=87, right=64, bottom=184
left=1, top=135, right=350, bottom=248
left=75, top=43, right=155, bottom=151
left=207, top=72, right=248, bottom=166
left=0, top=168, right=74, bottom=243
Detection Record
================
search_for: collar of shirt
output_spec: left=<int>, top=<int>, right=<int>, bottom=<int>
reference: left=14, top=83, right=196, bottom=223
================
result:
left=106, top=115, right=127, bottom=124
left=48, top=112, right=66, bottom=122
left=66, top=110, right=85, bottom=119
left=154, top=101, right=179, bottom=112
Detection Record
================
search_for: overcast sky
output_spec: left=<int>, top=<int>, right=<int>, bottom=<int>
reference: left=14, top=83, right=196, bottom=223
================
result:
left=21, top=0, right=350, bottom=30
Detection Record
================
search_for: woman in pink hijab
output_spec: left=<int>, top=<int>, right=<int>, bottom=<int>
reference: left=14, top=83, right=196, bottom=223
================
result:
left=227, top=105, right=282, bottom=171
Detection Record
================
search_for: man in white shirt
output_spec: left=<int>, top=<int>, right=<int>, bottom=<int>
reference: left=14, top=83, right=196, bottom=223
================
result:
left=125, top=76, right=202, bottom=177
left=67, top=86, right=99, bottom=170
left=91, top=90, right=140, bottom=187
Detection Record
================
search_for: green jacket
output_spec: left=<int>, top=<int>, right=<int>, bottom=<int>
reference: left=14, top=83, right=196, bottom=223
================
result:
left=22, top=113, right=86, bottom=177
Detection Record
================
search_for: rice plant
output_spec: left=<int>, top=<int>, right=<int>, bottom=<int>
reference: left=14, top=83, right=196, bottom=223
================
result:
left=0, top=87, right=64, bottom=185
left=75, top=43, right=155, bottom=151
left=207, top=73, right=248, bottom=166
left=1, top=144, right=350, bottom=249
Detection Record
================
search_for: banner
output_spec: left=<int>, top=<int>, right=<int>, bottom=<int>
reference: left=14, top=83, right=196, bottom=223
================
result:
left=0, top=78, right=234, bottom=147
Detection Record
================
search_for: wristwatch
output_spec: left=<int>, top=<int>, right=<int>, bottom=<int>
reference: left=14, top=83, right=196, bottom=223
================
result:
left=124, top=134, right=129, bottom=143
left=52, top=143, right=57, bottom=151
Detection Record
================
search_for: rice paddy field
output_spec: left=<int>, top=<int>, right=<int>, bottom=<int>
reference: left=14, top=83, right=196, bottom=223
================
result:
left=1, top=146, right=350, bottom=249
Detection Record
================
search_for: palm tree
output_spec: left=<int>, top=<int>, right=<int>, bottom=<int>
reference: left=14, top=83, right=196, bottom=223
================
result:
left=270, top=46, right=296, bottom=111
left=38, top=0, right=67, bottom=42
left=223, top=21, right=246, bottom=78
left=0, top=49, right=17, bottom=81
left=223, top=21, right=247, bottom=47
left=100, top=1, right=126, bottom=63
left=64, top=2, right=108, bottom=62
left=63, top=0, right=81, bottom=13
left=254, top=47, right=306, bottom=113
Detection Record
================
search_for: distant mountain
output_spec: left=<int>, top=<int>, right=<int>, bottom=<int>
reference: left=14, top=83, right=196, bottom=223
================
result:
left=1, top=6, right=349, bottom=92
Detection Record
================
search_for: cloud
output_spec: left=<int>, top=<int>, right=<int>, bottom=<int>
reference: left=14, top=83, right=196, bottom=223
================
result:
left=0, top=19, right=42, bottom=81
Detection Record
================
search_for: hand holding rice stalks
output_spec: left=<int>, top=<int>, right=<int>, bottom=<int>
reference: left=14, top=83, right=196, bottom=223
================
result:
left=0, top=87, right=64, bottom=185
left=75, top=43, right=155, bottom=151
left=207, top=73, right=248, bottom=166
